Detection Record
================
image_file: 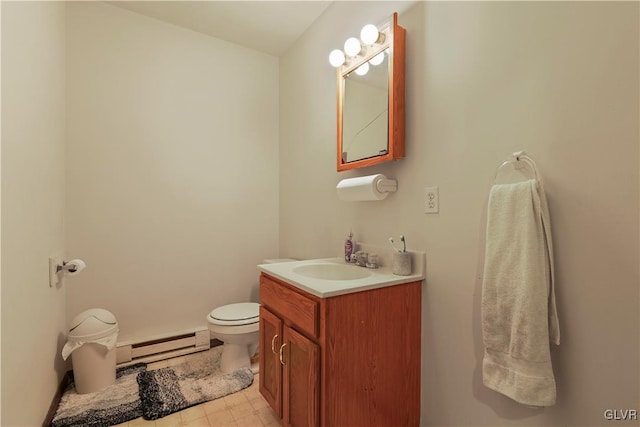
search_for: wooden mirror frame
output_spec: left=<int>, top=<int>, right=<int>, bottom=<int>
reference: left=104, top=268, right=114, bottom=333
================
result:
left=337, top=13, right=406, bottom=172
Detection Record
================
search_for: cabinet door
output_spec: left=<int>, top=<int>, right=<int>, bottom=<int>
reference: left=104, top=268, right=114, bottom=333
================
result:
left=282, top=326, right=319, bottom=427
left=259, top=306, right=283, bottom=417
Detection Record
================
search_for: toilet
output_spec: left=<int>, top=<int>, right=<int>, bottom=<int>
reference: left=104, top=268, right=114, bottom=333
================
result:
left=207, top=302, right=260, bottom=374
left=207, top=258, right=296, bottom=374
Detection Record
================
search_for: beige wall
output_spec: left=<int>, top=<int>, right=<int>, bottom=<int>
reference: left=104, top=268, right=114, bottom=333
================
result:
left=1, top=1, right=637, bottom=424
left=65, top=2, right=279, bottom=342
left=1, top=1, right=67, bottom=425
left=280, top=2, right=639, bottom=426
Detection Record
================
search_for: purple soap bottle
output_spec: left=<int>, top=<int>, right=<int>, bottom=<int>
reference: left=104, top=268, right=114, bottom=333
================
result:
left=344, top=232, right=354, bottom=262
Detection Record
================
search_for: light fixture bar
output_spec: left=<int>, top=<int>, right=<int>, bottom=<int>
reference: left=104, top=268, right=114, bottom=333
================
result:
left=327, top=18, right=392, bottom=71
left=341, top=44, right=388, bottom=76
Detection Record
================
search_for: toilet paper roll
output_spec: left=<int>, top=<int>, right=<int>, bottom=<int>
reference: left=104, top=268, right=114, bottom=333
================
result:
left=336, top=174, right=389, bottom=201
left=65, top=259, right=86, bottom=276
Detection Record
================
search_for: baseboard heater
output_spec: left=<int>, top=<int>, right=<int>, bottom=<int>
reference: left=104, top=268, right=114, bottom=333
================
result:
left=116, top=327, right=211, bottom=366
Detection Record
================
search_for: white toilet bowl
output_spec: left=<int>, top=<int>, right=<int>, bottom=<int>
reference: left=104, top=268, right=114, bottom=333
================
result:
left=207, top=302, right=260, bottom=374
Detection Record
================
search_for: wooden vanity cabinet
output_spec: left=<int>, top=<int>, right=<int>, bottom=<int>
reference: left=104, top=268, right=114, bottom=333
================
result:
left=259, top=273, right=421, bottom=427
left=260, top=305, right=319, bottom=426
left=259, top=306, right=283, bottom=417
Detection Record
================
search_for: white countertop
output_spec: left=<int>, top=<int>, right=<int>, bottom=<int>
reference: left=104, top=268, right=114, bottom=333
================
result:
left=257, top=250, right=425, bottom=298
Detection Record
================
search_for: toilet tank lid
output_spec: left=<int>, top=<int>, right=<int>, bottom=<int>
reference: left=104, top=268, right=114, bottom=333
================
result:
left=263, top=258, right=297, bottom=264
left=209, top=302, right=259, bottom=322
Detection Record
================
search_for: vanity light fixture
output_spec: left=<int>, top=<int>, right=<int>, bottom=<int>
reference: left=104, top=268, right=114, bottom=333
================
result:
left=355, top=62, right=370, bottom=76
left=360, top=24, right=385, bottom=45
left=329, top=49, right=346, bottom=67
left=328, top=21, right=391, bottom=73
left=369, top=51, right=385, bottom=66
left=344, top=37, right=363, bottom=57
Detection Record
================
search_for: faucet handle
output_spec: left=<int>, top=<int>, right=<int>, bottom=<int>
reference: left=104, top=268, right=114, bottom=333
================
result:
left=366, top=253, right=379, bottom=269
left=355, top=251, right=368, bottom=267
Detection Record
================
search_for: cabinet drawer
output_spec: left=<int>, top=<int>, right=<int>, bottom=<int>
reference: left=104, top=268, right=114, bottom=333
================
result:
left=260, top=275, right=318, bottom=338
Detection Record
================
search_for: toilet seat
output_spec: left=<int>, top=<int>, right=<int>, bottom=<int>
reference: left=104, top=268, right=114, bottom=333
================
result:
left=208, top=302, right=259, bottom=326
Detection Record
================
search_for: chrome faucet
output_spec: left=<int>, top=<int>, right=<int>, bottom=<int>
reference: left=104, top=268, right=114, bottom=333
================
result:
left=354, top=251, right=378, bottom=269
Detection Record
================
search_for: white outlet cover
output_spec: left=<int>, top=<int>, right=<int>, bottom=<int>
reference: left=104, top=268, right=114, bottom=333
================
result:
left=424, top=186, right=439, bottom=214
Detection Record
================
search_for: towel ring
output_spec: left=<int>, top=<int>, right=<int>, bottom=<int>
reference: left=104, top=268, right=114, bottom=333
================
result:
left=493, top=151, right=540, bottom=183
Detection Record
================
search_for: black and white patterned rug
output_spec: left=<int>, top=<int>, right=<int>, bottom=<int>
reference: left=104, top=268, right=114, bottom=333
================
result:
left=137, top=346, right=254, bottom=420
left=51, top=363, right=146, bottom=427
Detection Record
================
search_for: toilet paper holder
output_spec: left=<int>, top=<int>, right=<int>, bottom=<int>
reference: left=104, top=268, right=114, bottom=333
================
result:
left=56, top=259, right=85, bottom=274
left=376, top=178, right=397, bottom=193
left=49, top=258, right=87, bottom=287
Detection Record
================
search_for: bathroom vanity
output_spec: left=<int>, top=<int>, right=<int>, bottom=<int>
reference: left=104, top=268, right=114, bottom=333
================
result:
left=257, top=257, right=424, bottom=427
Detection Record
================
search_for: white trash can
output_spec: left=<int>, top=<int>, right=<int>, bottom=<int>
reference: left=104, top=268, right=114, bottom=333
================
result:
left=62, top=308, right=119, bottom=394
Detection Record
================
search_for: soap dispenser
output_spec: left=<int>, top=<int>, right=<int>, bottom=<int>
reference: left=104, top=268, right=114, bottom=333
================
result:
left=344, top=232, right=354, bottom=262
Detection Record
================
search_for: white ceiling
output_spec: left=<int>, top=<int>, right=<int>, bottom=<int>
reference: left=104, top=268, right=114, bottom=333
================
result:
left=108, top=1, right=333, bottom=56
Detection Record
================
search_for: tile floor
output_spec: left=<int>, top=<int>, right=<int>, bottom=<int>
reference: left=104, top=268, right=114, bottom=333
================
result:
left=115, top=348, right=282, bottom=427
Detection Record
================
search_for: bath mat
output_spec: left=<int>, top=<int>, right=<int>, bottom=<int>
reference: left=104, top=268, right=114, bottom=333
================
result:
left=137, top=346, right=253, bottom=420
left=51, top=363, right=146, bottom=427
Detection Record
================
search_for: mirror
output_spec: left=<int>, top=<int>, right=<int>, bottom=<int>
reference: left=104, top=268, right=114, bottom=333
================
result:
left=336, top=13, right=406, bottom=172
left=341, top=50, right=389, bottom=164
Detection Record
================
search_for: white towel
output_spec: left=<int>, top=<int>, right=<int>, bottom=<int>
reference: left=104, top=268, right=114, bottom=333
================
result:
left=482, top=179, right=560, bottom=406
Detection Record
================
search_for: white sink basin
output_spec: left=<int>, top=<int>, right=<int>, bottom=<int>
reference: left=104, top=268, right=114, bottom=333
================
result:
left=258, top=252, right=425, bottom=298
left=292, top=263, right=372, bottom=281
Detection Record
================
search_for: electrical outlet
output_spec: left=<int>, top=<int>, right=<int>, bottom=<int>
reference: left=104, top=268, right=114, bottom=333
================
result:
left=424, top=186, right=439, bottom=214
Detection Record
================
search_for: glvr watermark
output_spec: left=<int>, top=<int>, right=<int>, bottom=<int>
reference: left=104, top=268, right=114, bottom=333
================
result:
left=604, top=409, right=638, bottom=421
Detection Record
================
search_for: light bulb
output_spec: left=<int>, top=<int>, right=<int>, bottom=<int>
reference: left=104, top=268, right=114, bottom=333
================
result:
left=360, top=24, right=380, bottom=45
left=344, top=37, right=362, bottom=57
left=355, top=62, right=369, bottom=76
left=369, top=52, right=385, bottom=66
left=329, top=49, right=346, bottom=67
